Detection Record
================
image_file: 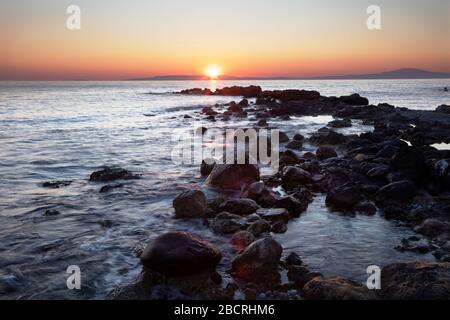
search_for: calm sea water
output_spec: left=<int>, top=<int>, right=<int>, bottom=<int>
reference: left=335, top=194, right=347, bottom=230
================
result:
left=0, top=79, right=448, bottom=299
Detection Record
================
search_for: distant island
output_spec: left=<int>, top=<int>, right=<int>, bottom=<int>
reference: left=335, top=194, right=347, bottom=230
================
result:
left=130, top=68, right=450, bottom=81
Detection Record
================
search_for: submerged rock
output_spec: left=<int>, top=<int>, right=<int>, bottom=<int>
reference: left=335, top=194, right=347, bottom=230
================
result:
left=205, top=164, right=260, bottom=190
left=89, top=166, right=139, bottom=182
left=173, top=190, right=210, bottom=218
left=231, top=237, right=282, bottom=279
left=381, top=262, right=450, bottom=300
left=140, top=232, right=221, bottom=276
left=302, top=276, right=376, bottom=300
left=42, top=180, right=72, bottom=188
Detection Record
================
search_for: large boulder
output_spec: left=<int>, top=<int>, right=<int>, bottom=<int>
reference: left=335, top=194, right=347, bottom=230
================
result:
left=173, top=190, right=210, bottom=218
left=326, top=187, right=362, bottom=210
left=339, top=94, right=369, bottom=106
left=219, top=198, right=260, bottom=215
left=140, top=232, right=221, bottom=276
left=436, top=105, right=450, bottom=114
left=302, top=276, right=376, bottom=300
left=381, top=262, right=450, bottom=300
left=281, top=166, right=312, bottom=189
left=231, top=237, right=282, bottom=279
left=214, top=86, right=262, bottom=98
left=205, top=164, right=260, bottom=190
left=376, top=180, right=416, bottom=202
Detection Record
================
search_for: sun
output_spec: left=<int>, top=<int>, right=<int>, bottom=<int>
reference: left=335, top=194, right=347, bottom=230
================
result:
left=205, top=65, right=222, bottom=80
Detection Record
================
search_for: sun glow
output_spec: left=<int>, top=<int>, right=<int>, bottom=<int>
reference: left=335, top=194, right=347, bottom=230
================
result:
left=205, top=65, right=222, bottom=79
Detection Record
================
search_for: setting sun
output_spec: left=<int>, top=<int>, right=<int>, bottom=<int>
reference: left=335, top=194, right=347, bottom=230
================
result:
left=205, top=65, right=222, bottom=79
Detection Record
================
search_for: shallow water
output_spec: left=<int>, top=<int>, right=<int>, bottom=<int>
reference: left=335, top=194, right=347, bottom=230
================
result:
left=0, top=80, right=447, bottom=299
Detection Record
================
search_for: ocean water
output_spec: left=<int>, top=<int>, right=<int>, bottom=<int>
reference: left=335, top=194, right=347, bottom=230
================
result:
left=0, top=79, right=448, bottom=299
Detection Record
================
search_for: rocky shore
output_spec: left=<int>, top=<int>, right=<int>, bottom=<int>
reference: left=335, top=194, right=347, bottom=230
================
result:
left=104, top=86, right=450, bottom=300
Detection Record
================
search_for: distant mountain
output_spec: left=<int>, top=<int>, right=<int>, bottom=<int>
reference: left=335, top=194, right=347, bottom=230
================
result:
left=130, top=68, right=450, bottom=81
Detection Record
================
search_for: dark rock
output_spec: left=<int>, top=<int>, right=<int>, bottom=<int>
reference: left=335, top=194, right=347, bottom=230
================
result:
left=180, top=88, right=213, bottom=95
left=231, top=237, right=283, bottom=279
left=238, top=99, right=249, bottom=107
left=285, top=252, right=303, bottom=266
left=247, top=219, right=271, bottom=236
left=240, top=181, right=265, bottom=200
left=381, top=262, right=450, bottom=300
left=326, top=187, right=362, bottom=210
left=215, top=86, right=262, bottom=98
left=276, top=196, right=308, bottom=215
left=140, top=232, right=221, bottom=276
left=395, top=237, right=433, bottom=254
left=310, top=129, right=348, bottom=145
left=286, top=140, right=302, bottom=150
left=376, top=180, right=416, bottom=202
left=316, top=146, right=337, bottom=160
left=210, top=212, right=246, bottom=234
left=89, top=166, right=139, bottom=182
left=339, top=94, right=369, bottom=106
left=219, top=198, right=260, bottom=215
left=231, top=231, right=255, bottom=252
left=293, top=133, right=305, bottom=142
left=173, top=190, right=210, bottom=218
left=281, top=166, right=312, bottom=189
left=44, top=209, right=60, bottom=216
left=366, top=165, right=390, bottom=178
left=205, top=164, right=260, bottom=190
left=279, top=131, right=290, bottom=143
left=328, top=119, right=352, bottom=128
left=271, top=221, right=287, bottom=234
left=256, top=208, right=289, bottom=222
left=436, top=105, right=450, bottom=114
left=415, top=219, right=450, bottom=239
left=99, top=183, right=124, bottom=193
left=42, top=180, right=72, bottom=188
left=201, top=159, right=216, bottom=176
left=355, top=201, right=377, bottom=215
left=256, top=119, right=268, bottom=127
left=302, top=276, right=376, bottom=300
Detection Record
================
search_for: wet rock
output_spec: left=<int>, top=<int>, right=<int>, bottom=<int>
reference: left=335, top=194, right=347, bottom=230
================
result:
left=256, top=119, right=268, bottom=127
left=279, top=131, right=290, bottom=143
left=326, top=186, right=362, bottom=210
left=89, top=166, right=139, bottom=182
left=205, top=164, right=260, bottom=190
left=243, top=288, right=258, bottom=300
left=434, top=159, right=450, bottom=186
left=293, top=133, right=305, bottom=142
left=381, top=262, right=450, bottom=300
left=316, top=146, right=337, bottom=160
left=215, top=86, right=262, bottom=98
left=271, top=220, right=287, bottom=234
left=310, top=129, right=348, bottom=145
left=201, top=159, right=216, bottom=176
left=366, top=165, right=390, bottom=178
left=328, top=119, right=352, bottom=128
left=173, top=190, right=210, bottom=218
left=281, top=166, right=312, bottom=189
left=140, top=231, right=221, bottom=276
left=219, top=198, right=260, bottom=215
left=256, top=208, right=289, bottom=222
left=240, top=181, right=265, bottom=200
left=180, top=88, right=213, bottom=95
left=354, top=201, right=377, bottom=215
left=415, top=219, right=450, bottom=239
left=302, top=276, right=376, bottom=300
left=210, top=212, right=246, bottom=234
left=44, top=209, right=60, bottom=216
left=247, top=219, right=271, bottom=236
left=376, top=180, right=416, bottom=202
left=390, top=147, right=426, bottom=181
left=339, top=94, right=369, bottom=106
left=376, top=145, right=399, bottom=159
left=262, top=89, right=320, bottom=101
left=286, top=140, right=302, bottom=150
left=436, top=105, right=450, bottom=114
left=99, top=183, right=124, bottom=193
left=231, top=231, right=255, bottom=253
left=231, top=237, right=283, bottom=279
left=395, top=237, right=433, bottom=254
left=276, top=195, right=308, bottom=215
left=285, top=252, right=303, bottom=266
left=42, top=180, right=72, bottom=188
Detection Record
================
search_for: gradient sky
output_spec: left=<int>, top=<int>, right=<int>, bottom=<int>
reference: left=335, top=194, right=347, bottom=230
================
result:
left=1, top=0, right=449, bottom=80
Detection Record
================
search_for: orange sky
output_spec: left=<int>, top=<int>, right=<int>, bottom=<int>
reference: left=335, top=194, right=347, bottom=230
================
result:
left=1, top=0, right=449, bottom=80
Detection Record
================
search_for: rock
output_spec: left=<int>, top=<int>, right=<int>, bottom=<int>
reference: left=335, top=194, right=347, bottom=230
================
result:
left=231, top=231, right=255, bottom=252
left=256, top=208, right=289, bottom=222
left=436, top=105, right=450, bottom=114
left=366, top=165, right=390, bottom=178
left=201, top=159, right=216, bottom=176
left=355, top=201, right=377, bottom=215
left=390, top=147, right=426, bottom=181
left=173, top=190, right=210, bottom=218
left=247, top=219, right=271, bottom=236
left=210, top=212, right=246, bottom=234
left=44, top=209, right=60, bottom=216
left=99, top=183, right=124, bottom=193
left=326, top=187, right=362, bottom=210
left=89, top=166, right=139, bottom=182
left=214, top=86, right=262, bottom=98
left=180, top=88, right=213, bottom=95
left=240, top=181, right=265, bottom=200
left=238, top=99, right=249, bottom=107
left=262, top=89, right=320, bottom=101
left=205, top=164, right=260, bottom=190
left=339, top=94, right=369, bottom=106
left=376, top=180, right=416, bottom=202
left=271, top=221, right=287, bottom=234
left=279, top=131, right=290, bottom=143
left=42, top=180, right=72, bottom=188
left=244, top=288, right=258, bottom=300
left=285, top=252, right=303, bottom=266
left=287, top=265, right=314, bottom=288
left=219, top=198, right=260, bottom=216
left=281, top=166, right=312, bottom=189
left=310, top=129, right=348, bottom=145
left=231, top=237, right=283, bottom=279
left=415, top=219, right=450, bottom=239
left=434, top=159, right=450, bottom=186
left=140, top=232, right=221, bottom=276
left=293, top=133, right=305, bottom=142
left=286, top=140, right=302, bottom=150
left=328, top=119, right=352, bottom=128
left=376, top=145, right=399, bottom=159
left=381, top=262, right=450, bottom=300
left=316, top=146, right=337, bottom=160
left=276, top=195, right=308, bottom=215
left=256, top=119, right=268, bottom=127
left=302, top=276, right=376, bottom=300
left=395, top=237, right=433, bottom=254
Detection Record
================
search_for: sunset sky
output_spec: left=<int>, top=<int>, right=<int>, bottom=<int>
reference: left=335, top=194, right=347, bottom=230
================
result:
left=1, top=0, right=449, bottom=80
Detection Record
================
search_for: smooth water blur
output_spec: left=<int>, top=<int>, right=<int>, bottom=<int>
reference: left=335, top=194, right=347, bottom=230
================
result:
left=0, top=80, right=447, bottom=299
